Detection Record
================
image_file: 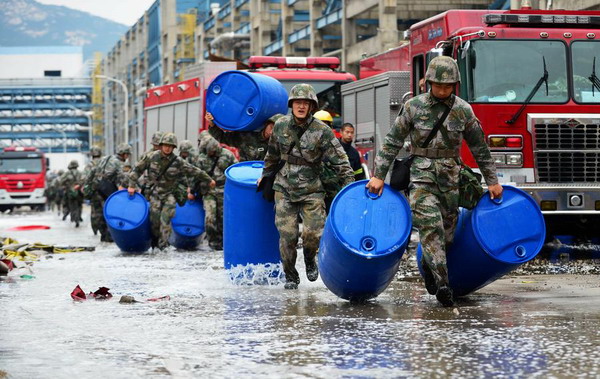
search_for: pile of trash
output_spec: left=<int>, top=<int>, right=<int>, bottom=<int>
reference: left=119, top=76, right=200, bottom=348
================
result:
left=0, top=237, right=95, bottom=277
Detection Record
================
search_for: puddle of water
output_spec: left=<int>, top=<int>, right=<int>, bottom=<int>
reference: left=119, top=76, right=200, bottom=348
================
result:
left=2, top=209, right=600, bottom=377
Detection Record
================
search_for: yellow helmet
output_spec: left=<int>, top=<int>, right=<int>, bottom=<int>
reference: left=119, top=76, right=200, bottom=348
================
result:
left=314, top=110, right=333, bottom=123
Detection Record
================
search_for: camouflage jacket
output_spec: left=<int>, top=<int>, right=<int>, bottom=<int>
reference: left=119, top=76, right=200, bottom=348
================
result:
left=129, top=150, right=213, bottom=197
left=203, top=146, right=238, bottom=194
left=86, top=155, right=128, bottom=188
left=209, top=126, right=268, bottom=162
left=374, top=93, right=498, bottom=191
left=59, top=168, right=82, bottom=189
left=83, top=158, right=101, bottom=179
left=263, top=115, right=354, bottom=202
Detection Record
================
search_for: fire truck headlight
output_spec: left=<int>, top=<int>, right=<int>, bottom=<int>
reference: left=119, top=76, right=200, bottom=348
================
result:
left=491, top=153, right=506, bottom=165
left=506, top=154, right=523, bottom=166
left=33, top=188, right=45, bottom=197
left=0, top=189, right=7, bottom=198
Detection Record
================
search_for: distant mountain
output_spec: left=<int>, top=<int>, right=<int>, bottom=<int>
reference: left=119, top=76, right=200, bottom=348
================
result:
left=0, top=0, right=128, bottom=60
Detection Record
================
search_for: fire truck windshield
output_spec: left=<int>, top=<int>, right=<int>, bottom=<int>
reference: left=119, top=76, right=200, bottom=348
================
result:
left=463, top=40, right=568, bottom=104
left=278, top=80, right=345, bottom=126
left=571, top=40, right=600, bottom=103
left=0, top=158, right=43, bottom=174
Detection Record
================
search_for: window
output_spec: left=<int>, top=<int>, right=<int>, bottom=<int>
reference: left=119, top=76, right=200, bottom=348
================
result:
left=412, top=55, right=425, bottom=95
left=571, top=40, right=600, bottom=104
left=464, top=40, right=568, bottom=104
left=44, top=70, right=61, bottom=77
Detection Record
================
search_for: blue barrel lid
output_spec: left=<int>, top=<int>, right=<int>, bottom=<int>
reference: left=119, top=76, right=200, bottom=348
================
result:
left=329, top=181, right=412, bottom=257
left=206, top=71, right=286, bottom=131
left=103, top=190, right=149, bottom=230
left=471, top=185, right=545, bottom=263
left=225, top=161, right=264, bottom=187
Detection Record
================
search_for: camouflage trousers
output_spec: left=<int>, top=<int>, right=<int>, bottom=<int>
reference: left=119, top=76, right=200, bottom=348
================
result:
left=148, top=192, right=177, bottom=249
left=409, top=182, right=459, bottom=288
left=274, top=191, right=325, bottom=284
left=90, top=195, right=107, bottom=237
left=203, top=192, right=224, bottom=250
left=66, top=197, right=83, bottom=224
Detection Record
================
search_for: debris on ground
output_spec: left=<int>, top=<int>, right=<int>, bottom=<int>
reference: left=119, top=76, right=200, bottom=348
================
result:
left=0, top=237, right=96, bottom=264
left=70, top=285, right=113, bottom=301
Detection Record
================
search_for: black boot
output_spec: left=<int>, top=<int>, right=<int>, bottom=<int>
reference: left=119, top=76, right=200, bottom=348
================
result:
left=305, top=258, right=319, bottom=282
left=284, top=281, right=299, bottom=290
left=436, top=286, right=455, bottom=307
left=420, top=259, right=438, bottom=295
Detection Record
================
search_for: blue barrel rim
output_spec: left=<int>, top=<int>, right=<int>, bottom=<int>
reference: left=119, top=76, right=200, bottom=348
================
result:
left=103, top=189, right=150, bottom=231
left=225, top=160, right=265, bottom=188
left=207, top=71, right=272, bottom=131
left=328, top=181, right=412, bottom=258
left=472, top=185, right=545, bottom=263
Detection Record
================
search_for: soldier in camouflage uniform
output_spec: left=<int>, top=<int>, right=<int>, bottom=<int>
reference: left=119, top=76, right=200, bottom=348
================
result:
left=260, top=84, right=354, bottom=290
left=84, top=143, right=131, bottom=242
left=366, top=56, right=503, bottom=307
left=140, top=131, right=164, bottom=161
left=128, top=132, right=215, bottom=250
left=206, top=112, right=285, bottom=161
left=59, top=160, right=84, bottom=227
left=82, top=146, right=103, bottom=236
left=199, top=136, right=238, bottom=250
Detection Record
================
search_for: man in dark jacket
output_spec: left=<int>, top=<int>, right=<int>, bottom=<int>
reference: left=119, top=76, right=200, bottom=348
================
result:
left=339, top=123, right=366, bottom=181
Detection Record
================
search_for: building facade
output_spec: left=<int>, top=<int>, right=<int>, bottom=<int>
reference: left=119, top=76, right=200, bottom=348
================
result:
left=0, top=46, right=92, bottom=156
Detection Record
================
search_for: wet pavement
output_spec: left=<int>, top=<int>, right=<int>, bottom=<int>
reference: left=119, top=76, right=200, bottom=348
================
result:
left=1, top=207, right=600, bottom=378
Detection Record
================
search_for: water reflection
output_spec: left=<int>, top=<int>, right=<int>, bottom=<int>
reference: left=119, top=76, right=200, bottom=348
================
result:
left=2, top=211, right=600, bottom=377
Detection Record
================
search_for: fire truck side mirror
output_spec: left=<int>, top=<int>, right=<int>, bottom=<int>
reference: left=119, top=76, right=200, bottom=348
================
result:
left=46, top=157, right=50, bottom=170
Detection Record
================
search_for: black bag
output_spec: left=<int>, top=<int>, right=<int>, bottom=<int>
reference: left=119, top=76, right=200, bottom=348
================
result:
left=389, top=99, right=454, bottom=191
left=97, top=179, right=118, bottom=200
left=389, top=155, right=415, bottom=191
left=257, top=173, right=277, bottom=202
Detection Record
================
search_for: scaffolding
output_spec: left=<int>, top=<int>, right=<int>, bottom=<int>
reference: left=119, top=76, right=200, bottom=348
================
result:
left=175, top=12, right=198, bottom=81
left=92, top=52, right=104, bottom=150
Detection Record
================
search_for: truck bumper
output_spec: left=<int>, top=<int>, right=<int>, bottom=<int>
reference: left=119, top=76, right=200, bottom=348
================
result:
left=0, top=189, right=46, bottom=205
left=505, top=184, right=600, bottom=214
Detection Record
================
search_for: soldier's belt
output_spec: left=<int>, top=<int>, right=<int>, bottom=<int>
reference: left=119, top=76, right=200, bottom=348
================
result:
left=410, top=147, right=460, bottom=159
left=281, top=153, right=318, bottom=166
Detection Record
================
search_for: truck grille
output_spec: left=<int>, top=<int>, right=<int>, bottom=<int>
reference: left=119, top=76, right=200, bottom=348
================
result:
left=531, top=115, right=600, bottom=183
left=5, top=179, right=35, bottom=191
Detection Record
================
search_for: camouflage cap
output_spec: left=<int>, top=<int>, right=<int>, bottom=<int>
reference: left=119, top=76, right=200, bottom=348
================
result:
left=203, top=137, right=221, bottom=156
left=151, top=131, right=165, bottom=146
left=288, top=83, right=318, bottom=109
left=425, top=56, right=461, bottom=84
left=68, top=160, right=79, bottom=169
left=90, top=145, right=102, bottom=158
left=179, top=140, right=194, bottom=154
left=197, top=130, right=211, bottom=142
left=160, top=132, right=178, bottom=148
left=117, top=143, right=132, bottom=155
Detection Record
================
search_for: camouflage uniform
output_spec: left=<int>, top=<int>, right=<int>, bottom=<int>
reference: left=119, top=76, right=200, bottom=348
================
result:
left=372, top=56, right=499, bottom=303
left=200, top=137, right=238, bottom=250
left=208, top=114, right=284, bottom=162
left=262, top=84, right=354, bottom=288
left=129, top=133, right=213, bottom=249
left=85, top=144, right=130, bottom=242
left=59, top=160, right=83, bottom=227
left=83, top=146, right=103, bottom=235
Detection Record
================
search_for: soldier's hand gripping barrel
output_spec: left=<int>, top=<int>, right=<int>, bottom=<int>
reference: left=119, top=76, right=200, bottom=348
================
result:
left=206, top=71, right=288, bottom=132
left=417, top=185, right=546, bottom=297
left=319, top=180, right=412, bottom=301
left=103, top=189, right=152, bottom=253
left=169, top=200, right=205, bottom=250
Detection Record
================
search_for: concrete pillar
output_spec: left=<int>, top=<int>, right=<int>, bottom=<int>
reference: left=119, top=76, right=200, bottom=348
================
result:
left=281, top=0, right=292, bottom=56
left=310, top=0, right=324, bottom=56
left=378, top=0, right=399, bottom=53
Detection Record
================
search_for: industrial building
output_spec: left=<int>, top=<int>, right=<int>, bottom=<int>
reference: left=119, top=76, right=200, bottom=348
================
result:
left=101, top=0, right=600, bottom=150
left=0, top=46, right=93, bottom=158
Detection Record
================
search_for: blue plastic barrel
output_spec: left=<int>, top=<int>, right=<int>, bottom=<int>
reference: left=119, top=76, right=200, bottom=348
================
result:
left=319, top=181, right=412, bottom=301
left=169, top=200, right=205, bottom=250
left=103, top=190, right=152, bottom=253
left=417, top=186, right=546, bottom=297
left=206, top=71, right=288, bottom=132
left=224, top=161, right=281, bottom=282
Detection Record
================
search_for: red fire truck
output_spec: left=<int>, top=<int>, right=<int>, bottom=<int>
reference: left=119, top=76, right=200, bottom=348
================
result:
left=143, top=57, right=356, bottom=159
left=0, top=146, right=48, bottom=212
left=353, top=9, right=600, bottom=240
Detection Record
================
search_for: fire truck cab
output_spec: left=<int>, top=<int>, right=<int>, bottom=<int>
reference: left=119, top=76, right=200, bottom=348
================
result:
left=0, top=146, right=48, bottom=212
left=358, top=9, right=600, bottom=239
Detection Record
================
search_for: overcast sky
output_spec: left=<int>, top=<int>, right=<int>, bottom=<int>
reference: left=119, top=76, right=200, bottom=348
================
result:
left=36, top=0, right=157, bottom=26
